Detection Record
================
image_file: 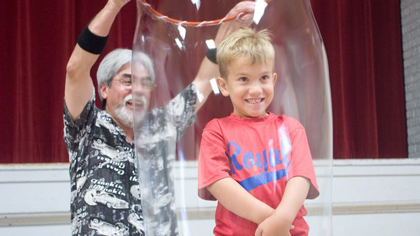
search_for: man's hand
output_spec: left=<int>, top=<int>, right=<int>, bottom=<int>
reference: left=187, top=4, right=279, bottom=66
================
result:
left=193, top=1, right=256, bottom=112
left=65, top=0, right=132, bottom=120
left=226, top=1, right=256, bottom=27
left=214, top=1, right=256, bottom=46
left=109, top=0, right=131, bottom=9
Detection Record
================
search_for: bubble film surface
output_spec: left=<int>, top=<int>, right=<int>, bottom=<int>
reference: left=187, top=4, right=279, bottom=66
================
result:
left=133, top=1, right=332, bottom=235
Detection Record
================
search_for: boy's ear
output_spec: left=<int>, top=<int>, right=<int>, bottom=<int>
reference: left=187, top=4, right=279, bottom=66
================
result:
left=216, top=77, right=229, bottom=97
left=273, top=73, right=278, bottom=84
left=100, top=83, right=109, bottom=99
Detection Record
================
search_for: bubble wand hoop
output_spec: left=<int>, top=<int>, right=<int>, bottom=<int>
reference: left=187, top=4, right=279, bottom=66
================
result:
left=140, top=0, right=271, bottom=27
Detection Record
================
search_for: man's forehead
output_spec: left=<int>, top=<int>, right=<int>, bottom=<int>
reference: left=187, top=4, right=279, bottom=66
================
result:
left=133, top=63, right=150, bottom=77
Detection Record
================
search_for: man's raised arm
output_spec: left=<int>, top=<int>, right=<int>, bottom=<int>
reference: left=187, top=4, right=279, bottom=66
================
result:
left=193, top=1, right=256, bottom=112
left=65, top=0, right=130, bottom=120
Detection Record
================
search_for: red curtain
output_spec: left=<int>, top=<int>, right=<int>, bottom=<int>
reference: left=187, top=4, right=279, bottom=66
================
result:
left=0, top=0, right=406, bottom=163
left=0, top=0, right=137, bottom=163
left=311, top=0, right=407, bottom=159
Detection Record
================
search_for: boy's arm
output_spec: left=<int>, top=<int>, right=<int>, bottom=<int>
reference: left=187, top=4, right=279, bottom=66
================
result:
left=65, top=0, right=130, bottom=120
left=255, top=176, right=311, bottom=236
left=207, top=177, right=274, bottom=224
left=193, top=1, right=255, bottom=112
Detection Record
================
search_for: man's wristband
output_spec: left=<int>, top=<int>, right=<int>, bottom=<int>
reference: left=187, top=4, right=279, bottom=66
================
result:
left=206, top=48, right=217, bottom=64
left=77, top=26, right=108, bottom=54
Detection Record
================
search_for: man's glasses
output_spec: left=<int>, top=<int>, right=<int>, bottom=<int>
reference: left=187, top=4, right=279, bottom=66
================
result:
left=113, top=74, right=156, bottom=91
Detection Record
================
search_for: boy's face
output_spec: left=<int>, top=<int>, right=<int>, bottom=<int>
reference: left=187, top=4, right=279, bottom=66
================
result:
left=217, top=57, right=277, bottom=118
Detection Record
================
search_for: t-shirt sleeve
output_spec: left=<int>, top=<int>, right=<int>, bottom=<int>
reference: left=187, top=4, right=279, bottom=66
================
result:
left=197, top=119, right=231, bottom=200
left=167, top=83, right=197, bottom=141
left=286, top=118, right=320, bottom=199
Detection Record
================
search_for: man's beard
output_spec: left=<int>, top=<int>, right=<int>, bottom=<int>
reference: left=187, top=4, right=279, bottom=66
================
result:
left=133, top=95, right=148, bottom=123
left=114, top=94, right=148, bottom=129
left=114, top=94, right=134, bottom=128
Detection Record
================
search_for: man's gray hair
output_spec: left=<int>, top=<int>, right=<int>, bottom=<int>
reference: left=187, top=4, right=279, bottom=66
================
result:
left=96, top=48, right=155, bottom=101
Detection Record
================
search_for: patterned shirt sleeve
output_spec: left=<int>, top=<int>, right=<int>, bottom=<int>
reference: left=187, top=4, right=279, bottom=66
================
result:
left=167, top=83, right=197, bottom=141
left=63, top=90, right=96, bottom=159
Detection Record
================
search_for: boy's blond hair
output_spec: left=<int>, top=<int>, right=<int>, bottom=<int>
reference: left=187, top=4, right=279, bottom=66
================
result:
left=217, top=27, right=275, bottom=79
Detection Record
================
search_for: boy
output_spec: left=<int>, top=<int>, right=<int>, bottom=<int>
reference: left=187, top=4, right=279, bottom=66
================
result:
left=198, top=28, right=319, bottom=236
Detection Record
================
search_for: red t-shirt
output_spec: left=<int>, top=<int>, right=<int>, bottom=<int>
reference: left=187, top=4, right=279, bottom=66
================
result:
left=198, top=112, right=319, bottom=236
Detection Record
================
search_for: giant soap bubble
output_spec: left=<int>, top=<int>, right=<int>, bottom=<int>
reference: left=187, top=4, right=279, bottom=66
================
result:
left=133, top=0, right=332, bottom=235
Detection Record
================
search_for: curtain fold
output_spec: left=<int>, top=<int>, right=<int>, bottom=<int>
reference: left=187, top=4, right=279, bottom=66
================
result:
left=311, top=0, right=407, bottom=159
left=1, top=0, right=137, bottom=163
left=0, top=0, right=406, bottom=163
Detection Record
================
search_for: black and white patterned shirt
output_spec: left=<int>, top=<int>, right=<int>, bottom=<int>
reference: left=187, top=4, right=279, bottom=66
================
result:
left=64, top=84, right=196, bottom=236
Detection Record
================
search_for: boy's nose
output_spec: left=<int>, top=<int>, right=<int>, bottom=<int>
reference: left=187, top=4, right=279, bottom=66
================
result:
left=249, top=83, right=263, bottom=94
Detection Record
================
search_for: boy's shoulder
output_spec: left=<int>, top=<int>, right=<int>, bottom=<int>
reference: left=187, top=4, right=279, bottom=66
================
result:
left=204, top=113, right=304, bottom=129
left=279, top=114, right=306, bottom=130
left=281, top=113, right=302, bottom=124
left=204, top=115, right=231, bottom=129
left=203, top=114, right=239, bottom=132
left=205, top=112, right=299, bottom=124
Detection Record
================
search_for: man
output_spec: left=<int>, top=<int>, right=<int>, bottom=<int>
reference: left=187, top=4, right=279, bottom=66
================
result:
left=64, top=0, right=255, bottom=235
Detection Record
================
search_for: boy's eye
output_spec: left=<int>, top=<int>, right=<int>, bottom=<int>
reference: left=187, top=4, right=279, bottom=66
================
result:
left=239, top=77, right=248, bottom=82
left=261, top=75, right=269, bottom=80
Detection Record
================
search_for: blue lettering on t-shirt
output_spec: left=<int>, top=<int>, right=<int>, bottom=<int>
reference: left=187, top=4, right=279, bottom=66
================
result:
left=240, top=169, right=287, bottom=191
left=227, top=140, right=291, bottom=191
left=227, top=142, right=243, bottom=174
left=243, top=152, right=255, bottom=169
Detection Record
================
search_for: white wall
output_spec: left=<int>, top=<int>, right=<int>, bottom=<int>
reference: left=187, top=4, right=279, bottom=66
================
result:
left=1, top=159, right=420, bottom=236
left=331, top=159, right=420, bottom=236
left=401, top=0, right=420, bottom=158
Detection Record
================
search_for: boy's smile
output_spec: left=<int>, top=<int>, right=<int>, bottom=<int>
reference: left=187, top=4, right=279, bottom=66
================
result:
left=217, top=57, right=277, bottom=118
